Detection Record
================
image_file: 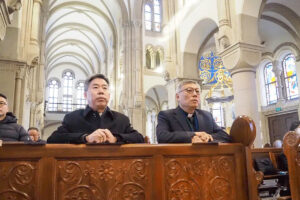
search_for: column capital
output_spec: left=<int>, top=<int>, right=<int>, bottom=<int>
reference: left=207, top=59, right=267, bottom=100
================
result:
left=16, top=67, right=25, bottom=79
left=219, top=42, right=263, bottom=71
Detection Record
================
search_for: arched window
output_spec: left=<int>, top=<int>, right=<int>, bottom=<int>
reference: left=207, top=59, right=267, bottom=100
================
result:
left=283, top=54, right=298, bottom=100
left=144, top=0, right=162, bottom=32
left=144, top=4, right=152, bottom=31
left=62, top=71, right=74, bottom=112
left=153, top=0, right=161, bottom=32
left=76, top=81, right=86, bottom=109
left=264, top=63, right=278, bottom=104
left=47, top=79, right=60, bottom=111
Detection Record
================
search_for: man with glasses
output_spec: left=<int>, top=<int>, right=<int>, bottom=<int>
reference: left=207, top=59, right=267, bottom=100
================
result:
left=156, top=80, right=231, bottom=143
left=47, top=74, right=144, bottom=144
left=0, top=93, right=30, bottom=141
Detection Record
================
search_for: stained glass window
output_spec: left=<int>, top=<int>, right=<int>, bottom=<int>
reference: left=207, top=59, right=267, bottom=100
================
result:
left=76, top=82, right=86, bottom=109
left=62, top=71, right=74, bottom=112
left=264, top=63, right=278, bottom=104
left=199, top=51, right=231, bottom=85
left=144, top=1, right=161, bottom=32
left=283, top=54, right=298, bottom=100
left=47, top=79, right=59, bottom=111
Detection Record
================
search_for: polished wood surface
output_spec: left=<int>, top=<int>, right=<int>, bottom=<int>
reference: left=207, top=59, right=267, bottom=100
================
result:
left=230, top=115, right=259, bottom=200
left=0, top=115, right=256, bottom=200
left=283, top=131, right=300, bottom=200
left=0, top=143, right=248, bottom=200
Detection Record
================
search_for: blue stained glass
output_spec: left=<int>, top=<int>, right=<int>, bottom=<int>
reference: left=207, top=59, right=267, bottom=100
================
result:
left=264, top=63, right=276, bottom=84
left=198, top=51, right=231, bottom=85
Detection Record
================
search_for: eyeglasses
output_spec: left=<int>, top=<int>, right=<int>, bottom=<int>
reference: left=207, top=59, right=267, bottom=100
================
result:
left=0, top=101, right=7, bottom=107
left=179, top=88, right=200, bottom=95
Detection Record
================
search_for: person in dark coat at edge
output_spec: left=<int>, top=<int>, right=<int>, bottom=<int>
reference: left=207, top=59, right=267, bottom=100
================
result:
left=47, top=74, right=144, bottom=144
left=156, top=80, right=232, bottom=143
left=0, top=93, right=30, bottom=141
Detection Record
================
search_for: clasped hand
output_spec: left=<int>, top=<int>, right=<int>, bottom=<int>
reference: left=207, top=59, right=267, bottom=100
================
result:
left=86, top=129, right=117, bottom=143
left=192, top=132, right=213, bottom=143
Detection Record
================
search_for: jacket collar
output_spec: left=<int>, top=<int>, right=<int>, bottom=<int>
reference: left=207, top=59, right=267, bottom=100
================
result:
left=174, top=106, right=191, bottom=131
left=83, top=105, right=114, bottom=119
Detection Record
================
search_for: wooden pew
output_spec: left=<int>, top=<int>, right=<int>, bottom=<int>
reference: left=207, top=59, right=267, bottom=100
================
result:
left=283, top=131, right=300, bottom=200
left=251, top=148, right=290, bottom=199
left=0, top=116, right=255, bottom=200
left=230, top=115, right=262, bottom=200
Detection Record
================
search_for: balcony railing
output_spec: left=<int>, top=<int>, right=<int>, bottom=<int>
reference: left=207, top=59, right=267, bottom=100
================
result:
left=45, top=101, right=86, bottom=113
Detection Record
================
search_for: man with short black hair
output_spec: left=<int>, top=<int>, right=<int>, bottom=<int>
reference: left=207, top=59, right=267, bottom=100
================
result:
left=156, top=80, right=231, bottom=143
left=0, top=93, right=30, bottom=141
left=47, top=74, right=144, bottom=144
left=28, top=127, right=44, bottom=142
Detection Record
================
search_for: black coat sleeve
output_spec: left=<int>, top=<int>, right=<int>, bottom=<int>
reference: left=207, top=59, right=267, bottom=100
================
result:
left=156, top=111, right=195, bottom=143
left=115, top=116, right=144, bottom=143
left=19, top=126, right=30, bottom=141
left=47, top=115, right=85, bottom=144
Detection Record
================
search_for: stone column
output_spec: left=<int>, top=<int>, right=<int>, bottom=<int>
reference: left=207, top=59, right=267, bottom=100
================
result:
left=14, top=67, right=25, bottom=120
left=29, top=0, right=42, bottom=62
left=220, top=43, right=263, bottom=147
left=122, top=14, right=146, bottom=135
left=272, top=60, right=285, bottom=104
left=295, top=56, right=300, bottom=118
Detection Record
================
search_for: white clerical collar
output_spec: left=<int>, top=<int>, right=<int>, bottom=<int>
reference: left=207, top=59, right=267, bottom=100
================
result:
left=187, top=113, right=193, bottom=118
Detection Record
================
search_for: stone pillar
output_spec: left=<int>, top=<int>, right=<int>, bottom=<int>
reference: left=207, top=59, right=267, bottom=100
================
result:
left=272, top=60, right=285, bottom=103
left=14, top=67, right=25, bottom=120
left=122, top=12, right=146, bottom=135
left=29, top=0, right=42, bottom=61
left=295, top=56, right=300, bottom=118
left=220, top=43, right=263, bottom=147
left=162, top=0, right=178, bottom=79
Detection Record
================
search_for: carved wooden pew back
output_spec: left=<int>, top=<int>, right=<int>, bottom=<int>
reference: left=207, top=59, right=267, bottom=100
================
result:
left=283, top=131, right=300, bottom=200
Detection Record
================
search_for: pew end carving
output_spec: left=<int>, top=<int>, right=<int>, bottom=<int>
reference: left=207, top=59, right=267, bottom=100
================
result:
left=283, top=131, right=300, bottom=200
left=230, top=115, right=263, bottom=200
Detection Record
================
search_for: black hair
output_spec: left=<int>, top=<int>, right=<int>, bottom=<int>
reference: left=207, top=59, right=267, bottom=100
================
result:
left=289, top=121, right=300, bottom=131
left=84, top=74, right=109, bottom=92
left=28, top=127, right=39, bottom=132
left=0, top=93, right=7, bottom=100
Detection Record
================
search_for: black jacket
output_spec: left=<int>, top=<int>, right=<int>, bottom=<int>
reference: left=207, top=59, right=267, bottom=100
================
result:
left=47, top=106, right=144, bottom=144
left=0, top=112, right=30, bottom=141
left=156, top=107, right=232, bottom=143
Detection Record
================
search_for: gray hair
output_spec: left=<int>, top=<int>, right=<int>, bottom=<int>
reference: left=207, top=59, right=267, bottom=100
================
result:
left=176, top=80, right=200, bottom=93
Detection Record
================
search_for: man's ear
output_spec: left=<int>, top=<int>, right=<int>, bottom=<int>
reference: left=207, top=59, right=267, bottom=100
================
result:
left=175, top=93, right=179, bottom=101
left=84, top=92, right=87, bottom=99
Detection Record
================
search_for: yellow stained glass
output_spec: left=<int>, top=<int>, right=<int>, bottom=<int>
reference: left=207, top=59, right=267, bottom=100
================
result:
left=271, top=77, right=276, bottom=82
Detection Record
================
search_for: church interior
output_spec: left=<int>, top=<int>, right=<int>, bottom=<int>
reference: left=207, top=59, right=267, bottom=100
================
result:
left=0, top=0, right=300, bottom=147
left=2, top=0, right=300, bottom=199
